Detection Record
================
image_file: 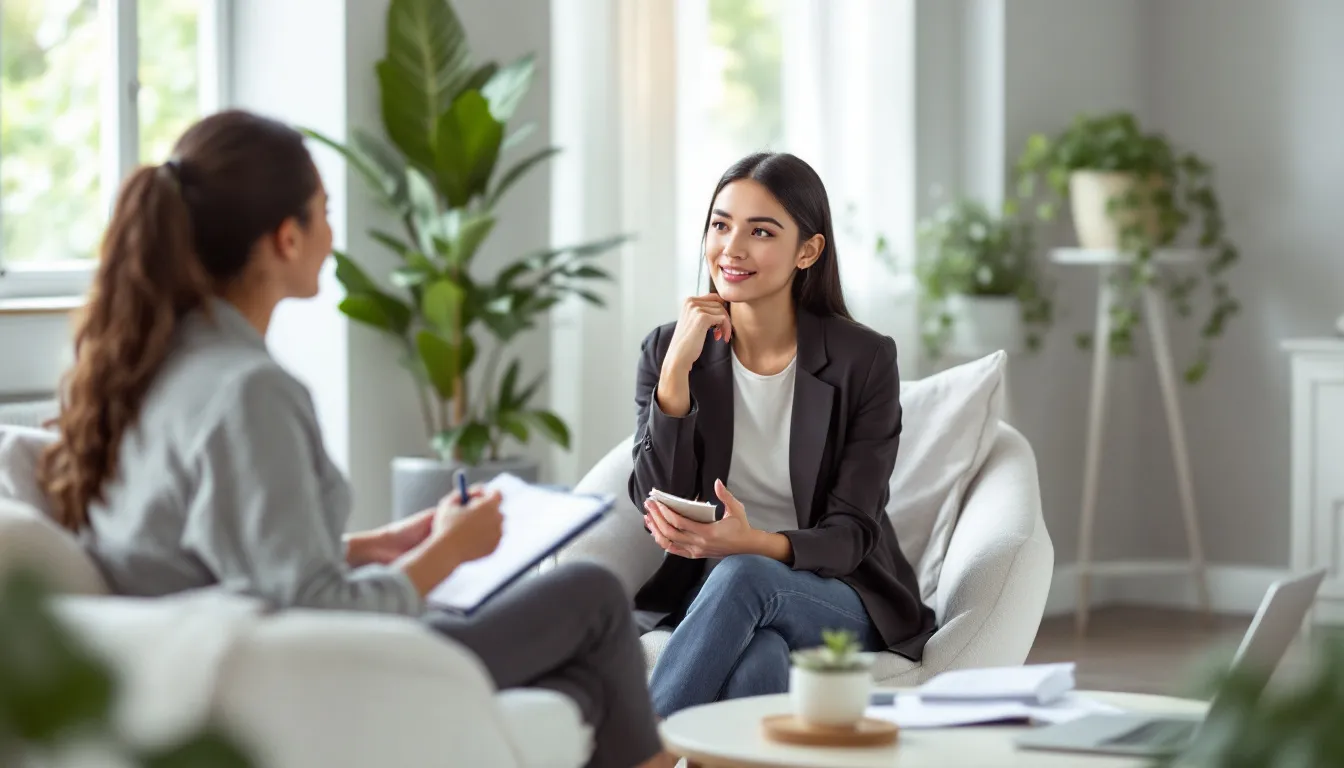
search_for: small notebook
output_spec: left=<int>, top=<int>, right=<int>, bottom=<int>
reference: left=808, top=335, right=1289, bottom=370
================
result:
left=916, top=663, right=1077, bottom=706
left=426, top=474, right=613, bottom=615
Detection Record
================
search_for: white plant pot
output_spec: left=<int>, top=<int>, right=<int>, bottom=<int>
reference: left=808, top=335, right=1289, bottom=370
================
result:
left=1068, top=170, right=1165, bottom=250
left=789, top=666, right=872, bottom=728
left=946, top=295, right=1023, bottom=357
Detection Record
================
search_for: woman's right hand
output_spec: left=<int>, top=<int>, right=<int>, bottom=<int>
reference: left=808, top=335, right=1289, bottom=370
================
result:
left=433, top=489, right=504, bottom=564
left=399, top=488, right=504, bottom=597
left=664, top=294, right=732, bottom=374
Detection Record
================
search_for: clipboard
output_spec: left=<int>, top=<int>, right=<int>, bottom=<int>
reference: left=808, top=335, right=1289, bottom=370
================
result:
left=426, top=473, right=614, bottom=615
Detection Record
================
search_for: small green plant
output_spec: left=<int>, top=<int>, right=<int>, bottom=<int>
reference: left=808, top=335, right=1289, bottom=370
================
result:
left=1011, top=110, right=1240, bottom=383
left=1152, top=632, right=1344, bottom=768
left=0, top=568, right=256, bottom=767
left=895, top=198, right=1054, bottom=362
left=304, top=0, right=627, bottom=466
left=790, top=629, right=873, bottom=673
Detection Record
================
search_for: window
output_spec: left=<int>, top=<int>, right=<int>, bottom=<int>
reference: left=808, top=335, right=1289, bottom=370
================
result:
left=675, top=0, right=916, bottom=314
left=0, top=0, right=227, bottom=298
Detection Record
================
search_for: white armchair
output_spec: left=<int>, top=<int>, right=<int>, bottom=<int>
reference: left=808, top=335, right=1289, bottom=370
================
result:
left=0, top=490, right=593, bottom=768
left=557, top=419, right=1054, bottom=687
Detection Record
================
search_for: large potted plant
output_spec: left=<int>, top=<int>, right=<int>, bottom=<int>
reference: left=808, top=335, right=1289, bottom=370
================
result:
left=304, top=0, right=626, bottom=519
left=1012, top=111, right=1240, bottom=383
left=902, top=198, right=1054, bottom=364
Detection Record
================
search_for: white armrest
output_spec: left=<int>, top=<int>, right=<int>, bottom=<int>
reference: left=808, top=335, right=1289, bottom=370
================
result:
left=556, top=436, right=664, bottom=600
left=920, top=424, right=1054, bottom=674
left=214, top=610, right=528, bottom=768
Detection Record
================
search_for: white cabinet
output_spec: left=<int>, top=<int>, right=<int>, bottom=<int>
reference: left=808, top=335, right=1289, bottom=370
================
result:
left=1285, top=339, right=1344, bottom=624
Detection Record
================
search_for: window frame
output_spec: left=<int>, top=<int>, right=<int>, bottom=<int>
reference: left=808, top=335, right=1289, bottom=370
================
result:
left=0, top=0, right=232, bottom=301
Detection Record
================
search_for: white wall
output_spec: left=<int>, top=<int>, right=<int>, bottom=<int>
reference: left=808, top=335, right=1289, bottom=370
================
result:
left=1140, top=0, right=1344, bottom=567
left=916, top=0, right=1152, bottom=567
left=247, top=0, right=556, bottom=529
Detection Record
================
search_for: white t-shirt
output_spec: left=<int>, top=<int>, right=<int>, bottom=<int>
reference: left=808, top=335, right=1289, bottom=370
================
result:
left=726, top=350, right=798, bottom=535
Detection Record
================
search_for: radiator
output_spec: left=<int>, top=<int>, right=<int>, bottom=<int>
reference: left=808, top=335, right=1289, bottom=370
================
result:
left=0, top=398, right=58, bottom=428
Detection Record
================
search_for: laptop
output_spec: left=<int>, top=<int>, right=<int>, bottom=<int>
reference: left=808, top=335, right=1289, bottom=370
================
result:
left=1015, top=567, right=1327, bottom=758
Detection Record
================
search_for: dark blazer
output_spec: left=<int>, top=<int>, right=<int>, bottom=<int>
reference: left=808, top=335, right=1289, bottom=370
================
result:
left=627, top=308, right=937, bottom=660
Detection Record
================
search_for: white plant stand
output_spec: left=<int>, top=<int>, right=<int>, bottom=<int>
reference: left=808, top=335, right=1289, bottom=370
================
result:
left=1053, top=248, right=1212, bottom=635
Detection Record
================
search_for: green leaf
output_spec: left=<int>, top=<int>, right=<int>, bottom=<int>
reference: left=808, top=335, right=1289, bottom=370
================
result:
left=528, top=409, right=570, bottom=449
left=377, top=0, right=473, bottom=171
left=331, top=250, right=380, bottom=294
left=567, top=265, right=612, bottom=280
left=462, top=62, right=499, bottom=95
left=498, top=359, right=521, bottom=411
left=422, top=279, right=465, bottom=334
left=514, top=372, right=545, bottom=409
left=416, top=330, right=459, bottom=400
left=481, top=54, right=536, bottom=122
left=339, top=295, right=393, bottom=331
left=432, top=90, right=505, bottom=207
left=498, top=411, right=530, bottom=443
left=487, top=146, right=560, bottom=208
left=574, top=289, right=606, bottom=307
left=140, top=729, right=256, bottom=768
left=503, top=122, right=537, bottom=151
left=370, top=230, right=413, bottom=258
left=457, top=422, right=492, bottom=465
left=302, top=128, right=399, bottom=209
left=351, top=129, right=411, bottom=208
left=396, top=251, right=440, bottom=285
left=432, top=427, right=464, bottom=459
left=460, top=334, right=478, bottom=372
left=405, top=167, right=443, bottom=255
left=454, top=214, right=497, bottom=265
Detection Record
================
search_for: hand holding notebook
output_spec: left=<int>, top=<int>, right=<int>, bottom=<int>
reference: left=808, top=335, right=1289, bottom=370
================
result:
left=427, top=474, right=613, bottom=615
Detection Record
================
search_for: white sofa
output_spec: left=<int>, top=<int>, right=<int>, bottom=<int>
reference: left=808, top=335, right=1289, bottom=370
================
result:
left=0, top=450, right=594, bottom=768
left=558, top=417, right=1055, bottom=686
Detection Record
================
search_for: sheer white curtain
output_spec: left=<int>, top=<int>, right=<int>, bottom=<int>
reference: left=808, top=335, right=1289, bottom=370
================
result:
left=549, top=0, right=682, bottom=482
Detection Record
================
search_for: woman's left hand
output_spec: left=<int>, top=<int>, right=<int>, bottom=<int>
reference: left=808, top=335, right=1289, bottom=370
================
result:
left=643, top=479, right=754, bottom=559
left=346, top=508, right=436, bottom=566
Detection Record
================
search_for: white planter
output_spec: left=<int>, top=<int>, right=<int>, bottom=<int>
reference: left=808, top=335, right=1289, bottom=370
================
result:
left=1068, top=170, right=1165, bottom=250
left=789, top=666, right=872, bottom=728
left=945, top=295, right=1023, bottom=357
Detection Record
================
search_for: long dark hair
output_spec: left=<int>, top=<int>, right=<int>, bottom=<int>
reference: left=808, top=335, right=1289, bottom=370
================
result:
left=39, top=110, right=319, bottom=531
left=701, top=152, right=851, bottom=320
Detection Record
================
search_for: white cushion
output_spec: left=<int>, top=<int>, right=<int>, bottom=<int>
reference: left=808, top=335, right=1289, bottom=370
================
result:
left=0, top=497, right=108, bottom=595
left=496, top=689, right=593, bottom=768
left=888, top=351, right=1006, bottom=605
left=0, top=423, right=57, bottom=517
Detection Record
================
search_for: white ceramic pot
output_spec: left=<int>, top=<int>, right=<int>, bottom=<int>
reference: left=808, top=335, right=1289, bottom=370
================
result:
left=1068, top=170, right=1165, bottom=250
left=789, top=666, right=872, bottom=727
left=945, top=295, right=1023, bottom=357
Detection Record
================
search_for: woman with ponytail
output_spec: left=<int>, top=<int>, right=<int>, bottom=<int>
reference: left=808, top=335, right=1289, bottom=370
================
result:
left=38, top=110, right=670, bottom=768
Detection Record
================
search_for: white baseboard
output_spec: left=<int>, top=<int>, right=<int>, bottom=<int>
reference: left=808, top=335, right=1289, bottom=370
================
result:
left=1044, top=563, right=1291, bottom=617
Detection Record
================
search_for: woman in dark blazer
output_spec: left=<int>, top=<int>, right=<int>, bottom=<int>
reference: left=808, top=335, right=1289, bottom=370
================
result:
left=629, top=152, right=937, bottom=717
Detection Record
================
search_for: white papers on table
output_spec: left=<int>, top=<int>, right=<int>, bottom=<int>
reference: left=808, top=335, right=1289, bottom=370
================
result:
left=916, top=662, right=1077, bottom=705
left=865, top=692, right=1124, bottom=730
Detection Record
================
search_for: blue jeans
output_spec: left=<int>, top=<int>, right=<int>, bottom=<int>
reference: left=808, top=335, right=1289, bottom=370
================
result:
left=648, top=554, right=885, bottom=717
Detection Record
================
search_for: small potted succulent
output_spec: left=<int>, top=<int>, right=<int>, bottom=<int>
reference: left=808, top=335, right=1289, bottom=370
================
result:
left=789, top=629, right=877, bottom=728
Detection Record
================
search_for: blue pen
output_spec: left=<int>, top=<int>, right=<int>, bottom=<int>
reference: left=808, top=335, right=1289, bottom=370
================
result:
left=456, top=469, right=469, bottom=503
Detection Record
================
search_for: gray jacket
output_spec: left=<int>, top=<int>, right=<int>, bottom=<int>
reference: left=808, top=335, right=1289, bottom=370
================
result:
left=82, top=299, right=422, bottom=615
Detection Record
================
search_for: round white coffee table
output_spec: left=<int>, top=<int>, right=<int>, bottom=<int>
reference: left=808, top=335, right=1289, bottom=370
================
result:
left=660, top=690, right=1208, bottom=767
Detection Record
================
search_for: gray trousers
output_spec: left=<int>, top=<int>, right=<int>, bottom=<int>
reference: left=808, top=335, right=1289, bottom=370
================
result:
left=424, top=562, right=661, bottom=768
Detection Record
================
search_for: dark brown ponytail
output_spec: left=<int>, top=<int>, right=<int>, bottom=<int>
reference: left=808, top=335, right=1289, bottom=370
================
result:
left=38, top=110, right=318, bottom=531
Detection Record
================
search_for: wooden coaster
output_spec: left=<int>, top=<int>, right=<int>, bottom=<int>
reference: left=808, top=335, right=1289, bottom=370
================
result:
left=761, top=714, right=899, bottom=747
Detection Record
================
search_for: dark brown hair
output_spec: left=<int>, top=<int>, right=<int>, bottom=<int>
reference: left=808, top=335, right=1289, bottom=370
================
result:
left=39, top=110, right=319, bottom=531
left=701, top=152, right=852, bottom=320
